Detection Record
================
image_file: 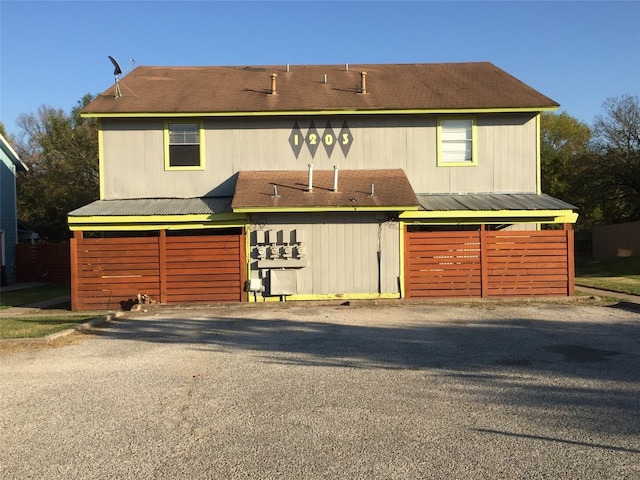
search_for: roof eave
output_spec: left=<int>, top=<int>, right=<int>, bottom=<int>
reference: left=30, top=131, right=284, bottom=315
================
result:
left=400, top=209, right=578, bottom=224
left=233, top=205, right=420, bottom=214
left=81, top=105, right=560, bottom=118
left=0, top=133, right=28, bottom=171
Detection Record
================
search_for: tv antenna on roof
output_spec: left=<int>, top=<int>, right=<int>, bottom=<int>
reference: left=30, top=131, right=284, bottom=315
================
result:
left=108, top=56, right=135, bottom=98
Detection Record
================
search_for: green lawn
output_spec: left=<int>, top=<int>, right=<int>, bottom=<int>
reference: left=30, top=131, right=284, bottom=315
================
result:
left=0, top=283, right=70, bottom=309
left=0, top=315, right=99, bottom=339
left=575, top=256, right=640, bottom=296
left=0, top=283, right=105, bottom=340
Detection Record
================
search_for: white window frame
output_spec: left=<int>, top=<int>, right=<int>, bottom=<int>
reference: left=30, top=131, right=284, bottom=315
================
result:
left=437, top=117, right=477, bottom=167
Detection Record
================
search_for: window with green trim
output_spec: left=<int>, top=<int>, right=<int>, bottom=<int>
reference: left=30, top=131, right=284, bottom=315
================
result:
left=165, top=122, right=204, bottom=170
left=437, top=118, right=477, bottom=166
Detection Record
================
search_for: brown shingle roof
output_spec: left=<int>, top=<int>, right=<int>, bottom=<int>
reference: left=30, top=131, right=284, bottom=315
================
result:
left=82, top=62, right=558, bottom=115
left=231, top=169, right=419, bottom=211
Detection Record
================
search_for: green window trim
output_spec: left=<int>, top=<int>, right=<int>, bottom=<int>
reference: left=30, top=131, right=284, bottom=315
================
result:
left=164, top=120, right=206, bottom=171
left=436, top=116, right=477, bottom=167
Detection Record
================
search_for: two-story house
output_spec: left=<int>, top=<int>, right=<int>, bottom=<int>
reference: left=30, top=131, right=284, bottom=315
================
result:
left=70, top=62, right=577, bottom=310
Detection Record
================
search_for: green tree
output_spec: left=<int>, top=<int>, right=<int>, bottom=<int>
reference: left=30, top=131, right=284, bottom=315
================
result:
left=541, top=98, right=640, bottom=231
left=15, top=94, right=98, bottom=241
left=590, top=95, right=640, bottom=223
left=540, top=111, right=591, bottom=201
left=539, top=111, right=605, bottom=231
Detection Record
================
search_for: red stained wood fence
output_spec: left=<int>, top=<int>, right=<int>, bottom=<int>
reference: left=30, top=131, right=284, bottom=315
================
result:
left=71, top=231, right=246, bottom=311
left=165, top=235, right=245, bottom=304
left=16, top=243, right=71, bottom=283
left=404, top=230, right=482, bottom=298
left=405, top=227, right=574, bottom=298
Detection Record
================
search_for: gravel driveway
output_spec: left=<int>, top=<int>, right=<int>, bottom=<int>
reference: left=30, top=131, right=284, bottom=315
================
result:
left=1, top=301, right=639, bottom=479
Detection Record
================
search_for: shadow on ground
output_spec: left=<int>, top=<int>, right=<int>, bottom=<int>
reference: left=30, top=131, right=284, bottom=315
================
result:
left=89, top=302, right=640, bottom=442
left=94, top=303, right=640, bottom=378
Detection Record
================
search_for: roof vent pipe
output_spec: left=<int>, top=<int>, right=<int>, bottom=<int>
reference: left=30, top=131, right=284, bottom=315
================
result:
left=270, top=73, right=277, bottom=95
left=286, top=64, right=290, bottom=73
left=307, top=164, right=314, bottom=192
left=324, top=74, right=328, bottom=84
left=345, top=63, right=349, bottom=71
left=333, top=165, right=339, bottom=192
left=360, top=71, right=367, bottom=94
left=370, top=183, right=375, bottom=197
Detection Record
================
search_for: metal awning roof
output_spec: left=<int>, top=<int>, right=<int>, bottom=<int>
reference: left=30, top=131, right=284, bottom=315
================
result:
left=399, top=193, right=578, bottom=223
left=69, top=197, right=233, bottom=217
left=416, top=193, right=577, bottom=212
left=68, top=193, right=578, bottom=229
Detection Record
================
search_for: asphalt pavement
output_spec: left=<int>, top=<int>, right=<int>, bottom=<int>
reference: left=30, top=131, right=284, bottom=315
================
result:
left=1, top=300, right=639, bottom=479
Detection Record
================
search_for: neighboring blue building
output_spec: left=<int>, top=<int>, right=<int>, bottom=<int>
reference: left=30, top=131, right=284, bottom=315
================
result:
left=0, top=133, right=28, bottom=285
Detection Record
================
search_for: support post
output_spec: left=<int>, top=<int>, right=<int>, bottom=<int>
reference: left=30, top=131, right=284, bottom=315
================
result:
left=403, top=224, right=410, bottom=298
left=240, top=227, right=248, bottom=302
left=159, top=230, right=167, bottom=304
left=70, top=231, right=82, bottom=311
left=565, top=223, right=575, bottom=296
left=480, top=225, right=489, bottom=298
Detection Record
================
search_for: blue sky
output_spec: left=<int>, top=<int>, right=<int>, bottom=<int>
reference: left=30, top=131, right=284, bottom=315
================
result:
left=1, top=1, right=639, bottom=137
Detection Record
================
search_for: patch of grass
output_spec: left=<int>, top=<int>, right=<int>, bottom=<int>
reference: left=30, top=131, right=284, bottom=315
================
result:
left=0, top=315, right=98, bottom=339
left=576, top=256, right=640, bottom=296
left=0, top=284, right=70, bottom=308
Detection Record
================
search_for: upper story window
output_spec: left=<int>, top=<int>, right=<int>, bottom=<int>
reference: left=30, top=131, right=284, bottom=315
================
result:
left=437, top=117, right=477, bottom=166
left=164, top=121, right=205, bottom=170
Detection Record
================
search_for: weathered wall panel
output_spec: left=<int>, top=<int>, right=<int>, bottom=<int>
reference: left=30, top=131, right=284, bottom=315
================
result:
left=249, top=213, right=400, bottom=297
left=100, top=114, right=538, bottom=200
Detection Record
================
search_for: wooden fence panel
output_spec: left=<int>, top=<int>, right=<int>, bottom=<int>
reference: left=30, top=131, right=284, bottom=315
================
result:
left=405, top=228, right=572, bottom=298
left=71, top=231, right=246, bottom=310
left=165, top=235, right=243, bottom=303
left=405, top=230, right=481, bottom=297
left=74, top=237, right=160, bottom=310
left=16, top=243, right=71, bottom=283
left=486, top=230, right=569, bottom=297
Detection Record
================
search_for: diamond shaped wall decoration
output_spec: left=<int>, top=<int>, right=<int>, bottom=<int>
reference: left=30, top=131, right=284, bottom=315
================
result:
left=305, top=121, right=320, bottom=158
left=289, top=121, right=303, bottom=158
left=338, top=121, right=353, bottom=157
left=322, top=121, right=336, bottom=158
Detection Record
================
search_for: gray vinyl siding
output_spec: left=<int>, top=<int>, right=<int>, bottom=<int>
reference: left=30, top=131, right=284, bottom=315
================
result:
left=100, top=113, right=538, bottom=199
left=248, top=213, right=400, bottom=296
